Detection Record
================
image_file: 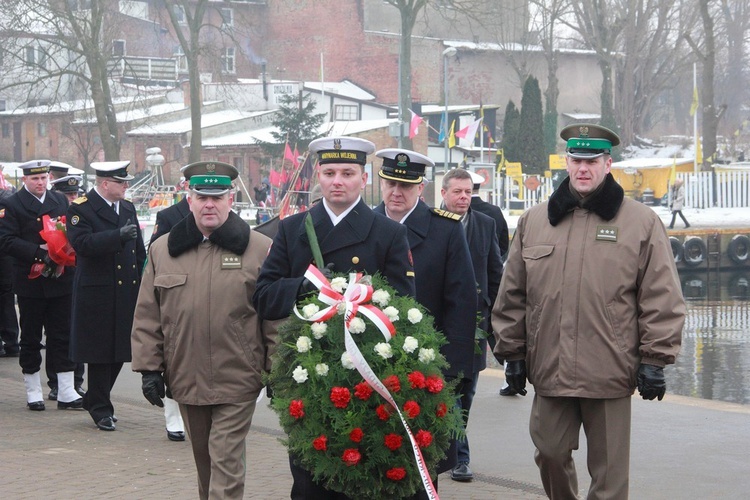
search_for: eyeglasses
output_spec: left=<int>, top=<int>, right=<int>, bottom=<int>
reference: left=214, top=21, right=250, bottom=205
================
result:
left=107, top=179, right=127, bottom=185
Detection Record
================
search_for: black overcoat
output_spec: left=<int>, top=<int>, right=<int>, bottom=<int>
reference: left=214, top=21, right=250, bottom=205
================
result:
left=471, top=195, right=509, bottom=258
left=374, top=200, right=477, bottom=380
left=149, top=197, right=190, bottom=245
left=66, top=189, right=146, bottom=363
left=253, top=199, right=415, bottom=320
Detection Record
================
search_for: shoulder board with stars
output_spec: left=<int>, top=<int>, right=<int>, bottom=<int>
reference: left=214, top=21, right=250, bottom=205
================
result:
left=431, top=208, right=461, bottom=221
left=72, top=196, right=88, bottom=205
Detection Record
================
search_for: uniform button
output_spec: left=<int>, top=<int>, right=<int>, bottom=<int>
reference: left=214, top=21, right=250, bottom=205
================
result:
left=118, top=280, right=122, bottom=285
left=132, top=265, right=136, bottom=269
left=132, top=249, right=135, bottom=254
left=117, top=265, right=122, bottom=269
left=37, top=218, right=41, bottom=221
left=132, top=280, right=137, bottom=285
left=352, top=256, right=360, bottom=264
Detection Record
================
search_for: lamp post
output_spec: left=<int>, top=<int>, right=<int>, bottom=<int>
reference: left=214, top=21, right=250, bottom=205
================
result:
left=442, top=47, right=457, bottom=170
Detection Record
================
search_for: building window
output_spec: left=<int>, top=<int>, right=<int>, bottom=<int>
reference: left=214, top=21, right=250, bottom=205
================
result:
left=25, top=46, right=47, bottom=68
left=0, top=99, right=5, bottom=112
left=37, top=122, right=47, bottom=137
left=174, top=46, right=187, bottom=72
left=67, top=0, right=91, bottom=10
left=333, top=104, right=358, bottom=121
left=220, top=8, right=233, bottom=28
left=2, top=123, right=10, bottom=138
left=221, top=47, right=235, bottom=74
left=173, top=5, right=186, bottom=24
left=113, top=40, right=125, bottom=57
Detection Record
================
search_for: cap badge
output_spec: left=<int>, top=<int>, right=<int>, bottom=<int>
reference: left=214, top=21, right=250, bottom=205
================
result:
left=206, top=163, right=216, bottom=173
left=333, top=139, right=342, bottom=150
left=68, top=178, right=77, bottom=185
left=396, top=153, right=408, bottom=167
left=579, top=126, right=589, bottom=138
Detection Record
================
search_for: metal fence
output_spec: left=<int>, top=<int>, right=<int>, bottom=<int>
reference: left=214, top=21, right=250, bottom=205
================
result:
left=488, top=171, right=750, bottom=210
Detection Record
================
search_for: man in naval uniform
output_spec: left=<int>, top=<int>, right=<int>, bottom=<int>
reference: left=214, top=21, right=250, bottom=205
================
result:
left=373, top=148, right=477, bottom=491
left=0, top=160, right=82, bottom=411
left=67, top=161, right=146, bottom=431
left=253, top=136, right=415, bottom=500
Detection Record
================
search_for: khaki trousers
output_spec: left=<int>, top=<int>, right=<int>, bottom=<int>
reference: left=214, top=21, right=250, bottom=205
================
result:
left=180, top=400, right=257, bottom=500
left=530, top=394, right=631, bottom=500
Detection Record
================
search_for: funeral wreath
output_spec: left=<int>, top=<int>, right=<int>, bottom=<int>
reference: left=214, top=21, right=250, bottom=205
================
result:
left=267, top=269, right=462, bottom=499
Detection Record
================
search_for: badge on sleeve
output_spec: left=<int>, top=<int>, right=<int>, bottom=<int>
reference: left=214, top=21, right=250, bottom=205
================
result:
left=71, top=215, right=80, bottom=226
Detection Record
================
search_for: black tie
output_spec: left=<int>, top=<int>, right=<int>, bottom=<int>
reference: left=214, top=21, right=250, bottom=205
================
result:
left=111, top=202, right=117, bottom=214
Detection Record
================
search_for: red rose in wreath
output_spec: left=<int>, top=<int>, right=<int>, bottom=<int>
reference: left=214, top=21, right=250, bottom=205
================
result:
left=425, top=375, right=444, bottom=394
left=313, top=435, right=328, bottom=451
left=376, top=403, right=392, bottom=421
left=330, top=387, right=351, bottom=409
left=353, top=381, right=373, bottom=401
left=407, top=371, right=426, bottom=389
left=349, top=428, right=364, bottom=443
left=415, top=429, right=433, bottom=449
left=383, top=374, right=401, bottom=393
left=403, top=400, right=420, bottom=418
left=341, top=448, right=361, bottom=467
left=289, top=400, right=305, bottom=419
left=436, top=402, right=448, bottom=418
left=384, top=433, right=403, bottom=451
left=386, top=467, right=407, bottom=481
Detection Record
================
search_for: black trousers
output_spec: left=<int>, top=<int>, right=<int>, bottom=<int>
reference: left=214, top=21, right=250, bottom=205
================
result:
left=669, top=210, right=689, bottom=228
left=0, top=285, right=18, bottom=351
left=17, top=294, right=75, bottom=374
left=46, top=357, right=85, bottom=389
left=83, top=362, right=123, bottom=423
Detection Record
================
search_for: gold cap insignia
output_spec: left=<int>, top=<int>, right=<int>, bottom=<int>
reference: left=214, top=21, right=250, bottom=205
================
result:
left=579, top=126, right=589, bottom=138
left=333, top=139, right=342, bottom=150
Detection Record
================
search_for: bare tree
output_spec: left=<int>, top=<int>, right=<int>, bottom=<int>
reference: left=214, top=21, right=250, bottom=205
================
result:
left=0, top=1, right=125, bottom=160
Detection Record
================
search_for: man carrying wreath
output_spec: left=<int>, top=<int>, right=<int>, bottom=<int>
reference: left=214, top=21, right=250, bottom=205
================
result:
left=253, top=136, right=416, bottom=499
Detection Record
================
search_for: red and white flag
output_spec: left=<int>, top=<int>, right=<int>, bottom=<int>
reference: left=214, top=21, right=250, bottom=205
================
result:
left=408, top=110, right=423, bottom=139
left=454, top=118, right=482, bottom=147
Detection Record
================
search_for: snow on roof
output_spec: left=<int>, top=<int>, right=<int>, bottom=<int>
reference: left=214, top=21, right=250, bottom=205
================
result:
left=304, top=80, right=376, bottom=101
left=563, top=113, right=601, bottom=120
left=127, top=109, right=266, bottom=136
left=612, top=158, right=695, bottom=169
left=419, top=104, right=499, bottom=116
left=443, top=40, right=595, bottom=56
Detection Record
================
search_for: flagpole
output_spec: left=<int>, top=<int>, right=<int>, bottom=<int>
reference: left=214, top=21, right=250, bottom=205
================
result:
left=693, top=63, right=698, bottom=174
left=320, top=53, right=326, bottom=123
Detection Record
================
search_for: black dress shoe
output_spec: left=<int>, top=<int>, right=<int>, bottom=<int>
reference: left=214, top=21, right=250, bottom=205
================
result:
left=451, top=462, right=473, bottom=482
left=48, top=387, right=58, bottom=401
left=499, top=386, right=518, bottom=396
left=112, top=414, right=118, bottom=422
left=27, top=401, right=45, bottom=411
left=96, top=416, right=116, bottom=431
left=58, top=398, right=84, bottom=410
left=167, top=430, right=185, bottom=442
left=75, top=386, right=86, bottom=397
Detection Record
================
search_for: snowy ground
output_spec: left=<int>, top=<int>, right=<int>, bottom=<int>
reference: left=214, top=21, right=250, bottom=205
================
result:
left=503, top=205, right=750, bottom=233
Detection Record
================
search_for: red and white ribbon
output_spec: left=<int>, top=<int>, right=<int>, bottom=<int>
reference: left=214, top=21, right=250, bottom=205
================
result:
left=293, top=265, right=438, bottom=499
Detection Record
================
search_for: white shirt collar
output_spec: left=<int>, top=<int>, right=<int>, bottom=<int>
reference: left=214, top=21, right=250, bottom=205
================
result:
left=322, top=196, right=361, bottom=226
left=94, top=186, right=118, bottom=212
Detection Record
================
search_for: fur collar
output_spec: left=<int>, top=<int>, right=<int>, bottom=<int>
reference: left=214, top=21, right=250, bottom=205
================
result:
left=547, top=173, right=624, bottom=226
left=168, top=211, right=249, bottom=257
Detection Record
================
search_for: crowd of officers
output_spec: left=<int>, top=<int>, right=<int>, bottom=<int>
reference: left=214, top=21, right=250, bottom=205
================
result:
left=0, top=124, right=685, bottom=500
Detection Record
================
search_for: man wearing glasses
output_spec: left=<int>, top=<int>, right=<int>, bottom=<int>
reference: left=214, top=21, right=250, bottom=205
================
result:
left=67, top=161, right=146, bottom=431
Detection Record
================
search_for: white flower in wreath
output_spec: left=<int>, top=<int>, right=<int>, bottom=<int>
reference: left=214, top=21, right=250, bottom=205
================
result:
left=407, top=308, right=423, bottom=324
left=374, top=342, right=393, bottom=359
left=348, top=317, right=366, bottom=334
left=418, top=347, right=436, bottom=363
left=302, top=303, right=320, bottom=318
left=403, top=336, right=419, bottom=353
left=336, top=302, right=347, bottom=315
left=383, top=306, right=399, bottom=322
left=315, top=363, right=329, bottom=376
left=341, top=351, right=356, bottom=370
left=292, top=365, right=309, bottom=383
left=310, top=322, right=328, bottom=339
left=329, top=277, right=348, bottom=293
left=296, top=336, right=312, bottom=353
left=371, top=289, right=391, bottom=307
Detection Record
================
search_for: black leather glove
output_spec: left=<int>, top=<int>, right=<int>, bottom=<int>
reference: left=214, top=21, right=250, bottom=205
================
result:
left=296, top=263, right=335, bottom=300
left=141, top=371, right=165, bottom=407
left=637, top=364, right=666, bottom=401
left=119, top=218, right=138, bottom=242
left=505, top=359, right=527, bottom=396
left=265, top=383, right=274, bottom=400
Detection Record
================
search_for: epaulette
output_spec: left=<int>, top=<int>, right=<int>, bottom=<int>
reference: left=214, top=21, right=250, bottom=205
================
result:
left=431, top=208, right=461, bottom=221
left=72, top=196, right=87, bottom=205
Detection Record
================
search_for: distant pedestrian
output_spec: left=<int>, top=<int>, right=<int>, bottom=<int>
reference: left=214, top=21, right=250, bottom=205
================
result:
left=0, top=185, right=19, bottom=358
left=0, top=160, right=81, bottom=411
left=67, top=161, right=146, bottom=431
left=132, top=161, right=278, bottom=499
left=668, top=178, right=690, bottom=229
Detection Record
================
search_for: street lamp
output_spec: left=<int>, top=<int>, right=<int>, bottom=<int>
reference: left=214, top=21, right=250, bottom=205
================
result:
left=442, top=47, right=457, bottom=170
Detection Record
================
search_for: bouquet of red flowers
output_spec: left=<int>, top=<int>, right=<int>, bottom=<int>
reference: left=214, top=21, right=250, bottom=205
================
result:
left=29, top=214, right=75, bottom=279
